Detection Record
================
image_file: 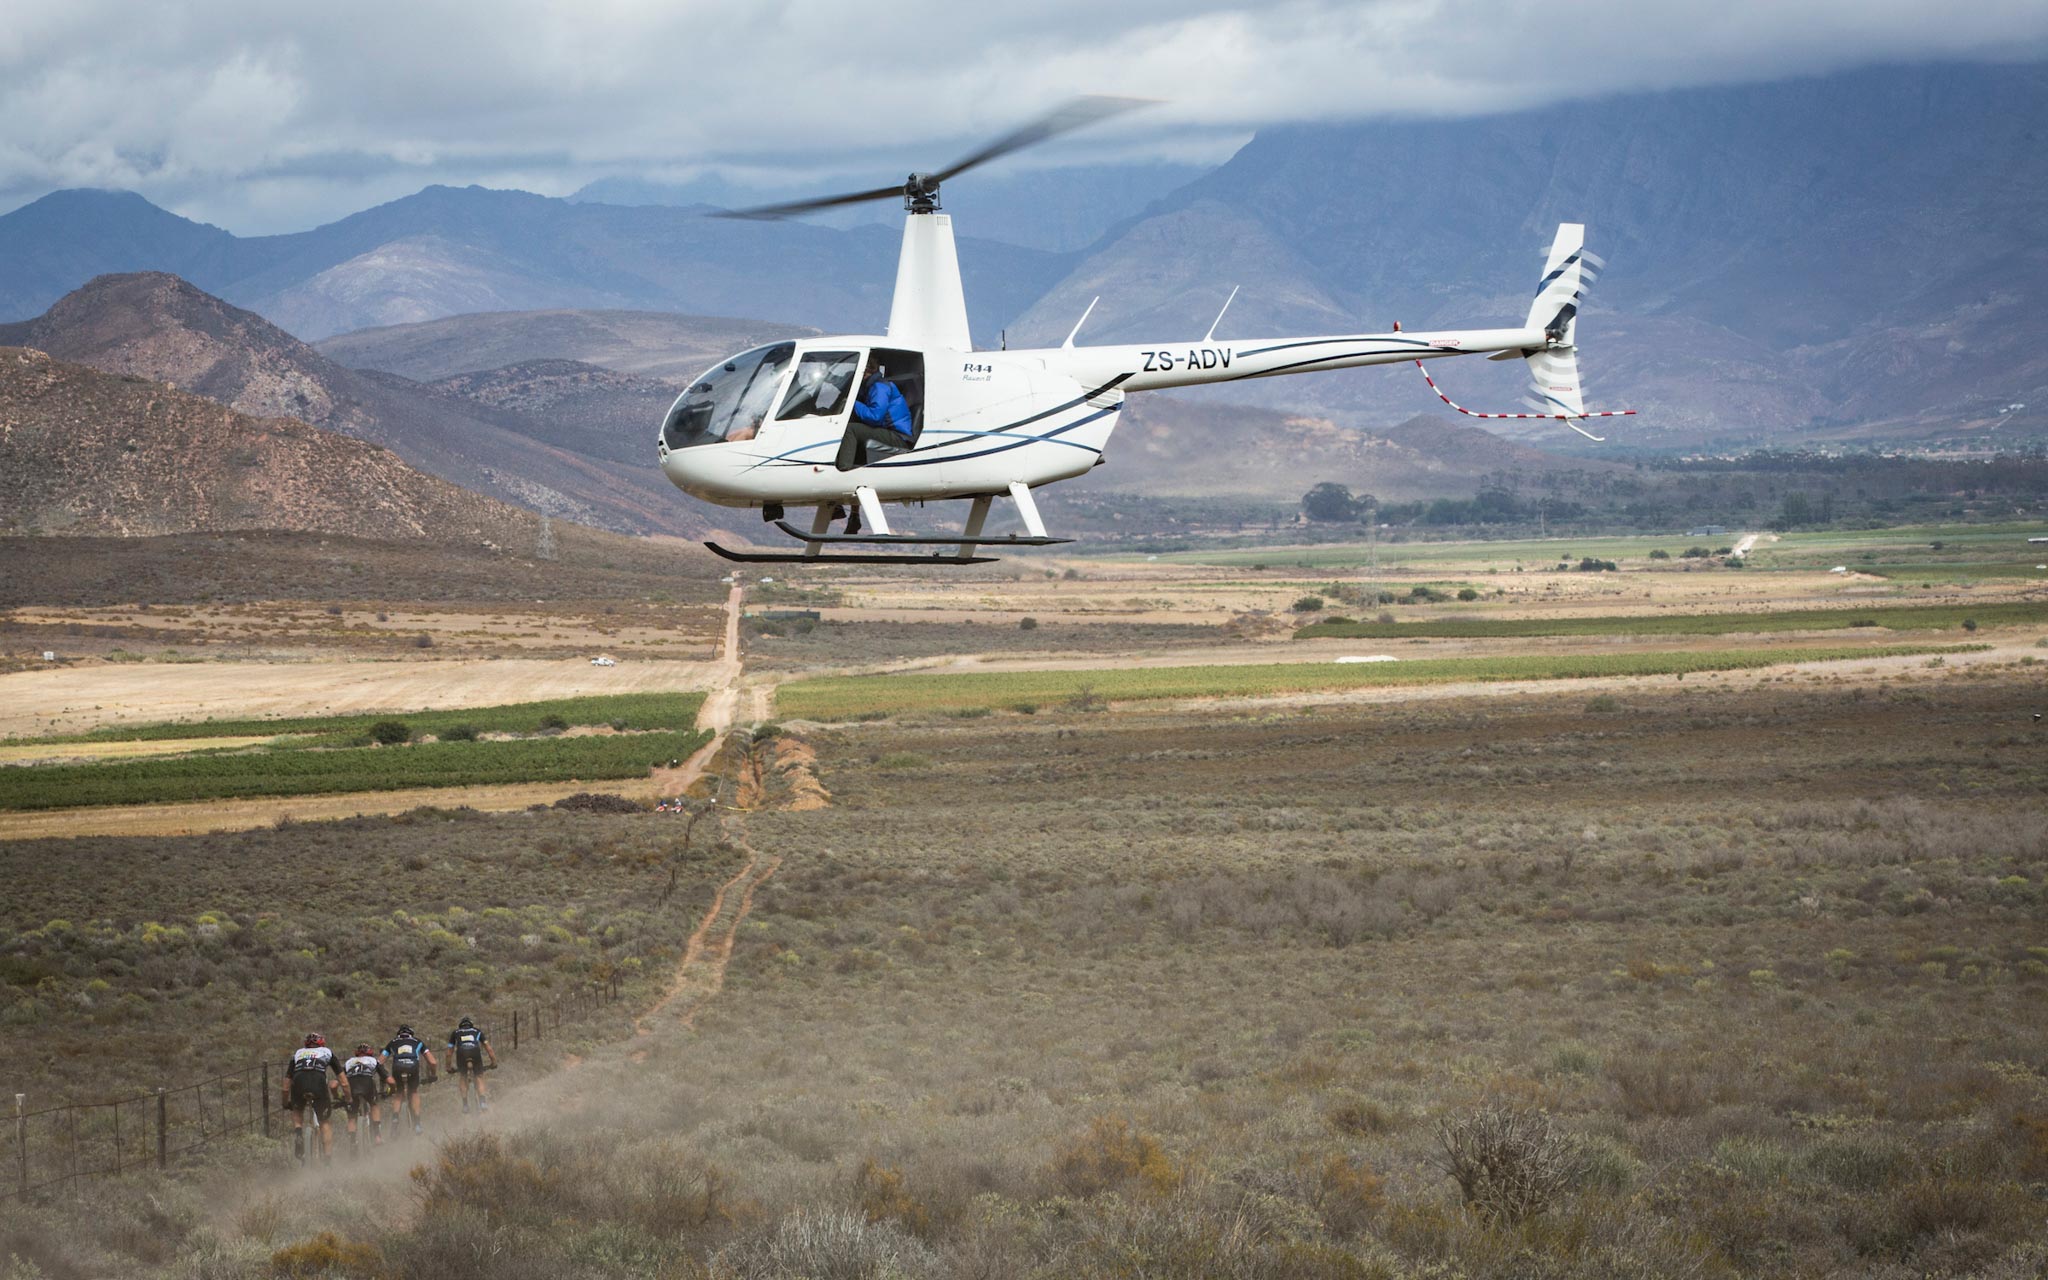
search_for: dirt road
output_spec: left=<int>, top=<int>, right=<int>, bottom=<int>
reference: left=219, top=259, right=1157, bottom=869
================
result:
left=645, top=581, right=746, bottom=798
left=0, top=657, right=719, bottom=739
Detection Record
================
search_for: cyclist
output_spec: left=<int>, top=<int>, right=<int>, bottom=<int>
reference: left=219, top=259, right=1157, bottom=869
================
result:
left=381, top=1024, right=437, bottom=1136
left=340, top=1043, right=389, bottom=1153
left=285, top=1032, right=343, bottom=1163
left=446, top=1016, right=497, bottom=1112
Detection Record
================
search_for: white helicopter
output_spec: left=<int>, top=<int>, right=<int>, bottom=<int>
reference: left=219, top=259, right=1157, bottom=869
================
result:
left=658, top=98, right=1630, bottom=565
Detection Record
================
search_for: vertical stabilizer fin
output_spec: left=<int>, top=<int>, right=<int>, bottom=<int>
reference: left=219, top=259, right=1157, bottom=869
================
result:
left=1523, top=223, right=1588, bottom=417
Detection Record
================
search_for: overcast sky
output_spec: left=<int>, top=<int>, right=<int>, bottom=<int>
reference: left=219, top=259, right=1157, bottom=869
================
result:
left=5, top=0, right=2046, bottom=235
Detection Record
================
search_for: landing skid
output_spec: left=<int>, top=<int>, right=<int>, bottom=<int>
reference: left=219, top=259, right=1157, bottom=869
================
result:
left=771, top=520, right=1070, bottom=547
left=705, top=543, right=997, bottom=565
left=705, top=484, right=1060, bottom=567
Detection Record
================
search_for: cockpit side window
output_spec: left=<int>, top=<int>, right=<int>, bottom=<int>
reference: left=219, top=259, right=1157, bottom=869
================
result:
left=775, top=351, right=862, bottom=421
left=661, top=342, right=795, bottom=449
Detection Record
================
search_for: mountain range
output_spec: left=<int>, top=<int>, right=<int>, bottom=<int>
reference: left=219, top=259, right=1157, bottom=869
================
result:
left=0, top=60, right=2043, bottom=456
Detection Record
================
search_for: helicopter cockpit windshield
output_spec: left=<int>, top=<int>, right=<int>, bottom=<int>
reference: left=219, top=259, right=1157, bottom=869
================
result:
left=661, top=342, right=795, bottom=450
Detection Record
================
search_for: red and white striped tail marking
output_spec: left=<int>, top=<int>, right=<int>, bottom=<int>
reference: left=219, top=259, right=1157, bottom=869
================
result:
left=1414, top=360, right=1633, bottom=442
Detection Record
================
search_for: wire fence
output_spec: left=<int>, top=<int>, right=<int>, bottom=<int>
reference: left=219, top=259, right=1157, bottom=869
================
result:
left=2, top=974, right=624, bottom=1202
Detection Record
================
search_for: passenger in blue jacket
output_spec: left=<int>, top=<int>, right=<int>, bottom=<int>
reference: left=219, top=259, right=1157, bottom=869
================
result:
left=834, top=362, right=914, bottom=474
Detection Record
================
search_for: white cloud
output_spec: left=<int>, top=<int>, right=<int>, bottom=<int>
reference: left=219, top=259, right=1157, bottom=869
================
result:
left=2, top=0, right=2044, bottom=232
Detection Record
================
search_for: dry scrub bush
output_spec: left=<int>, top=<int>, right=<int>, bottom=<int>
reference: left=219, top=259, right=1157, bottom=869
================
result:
left=269, top=1231, right=381, bottom=1278
left=1610, top=1050, right=1707, bottom=1119
left=1433, top=1105, right=1587, bottom=1223
left=713, top=1208, right=939, bottom=1280
left=1048, top=1114, right=1183, bottom=1199
left=1313, top=1154, right=1387, bottom=1237
left=853, top=1159, right=933, bottom=1237
left=1068, top=1198, right=1380, bottom=1280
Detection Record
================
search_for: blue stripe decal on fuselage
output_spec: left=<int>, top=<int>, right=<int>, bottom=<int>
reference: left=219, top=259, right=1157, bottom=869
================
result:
left=871, top=404, right=1117, bottom=467
left=1234, top=335, right=1431, bottom=358
left=737, top=375, right=1130, bottom=473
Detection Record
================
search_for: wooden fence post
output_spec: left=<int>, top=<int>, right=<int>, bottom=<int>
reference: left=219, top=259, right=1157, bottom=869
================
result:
left=261, top=1063, right=271, bottom=1138
left=155, top=1089, right=167, bottom=1171
left=512, top=1010, right=519, bottom=1051
left=14, top=1094, right=24, bottom=1196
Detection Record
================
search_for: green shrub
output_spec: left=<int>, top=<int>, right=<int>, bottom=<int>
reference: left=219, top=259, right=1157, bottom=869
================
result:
left=1290, top=596, right=1325, bottom=613
left=369, top=720, right=412, bottom=746
left=1456, top=588, right=1479, bottom=601
left=1018, top=617, right=1038, bottom=631
left=438, top=725, right=480, bottom=743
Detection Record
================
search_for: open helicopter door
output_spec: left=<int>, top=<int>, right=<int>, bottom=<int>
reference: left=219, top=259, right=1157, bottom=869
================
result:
left=833, top=348, right=927, bottom=467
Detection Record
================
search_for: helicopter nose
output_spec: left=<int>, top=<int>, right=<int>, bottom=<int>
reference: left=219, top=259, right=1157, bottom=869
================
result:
left=660, top=445, right=698, bottom=492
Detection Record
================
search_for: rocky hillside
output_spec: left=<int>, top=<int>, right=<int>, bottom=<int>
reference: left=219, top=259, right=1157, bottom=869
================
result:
left=430, top=360, right=679, bottom=466
left=0, top=347, right=540, bottom=543
left=0, top=275, right=724, bottom=538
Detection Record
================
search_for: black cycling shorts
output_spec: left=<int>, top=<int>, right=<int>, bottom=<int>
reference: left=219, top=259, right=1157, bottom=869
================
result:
left=343, top=1077, right=381, bottom=1115
left=455, top=1049, right=484, bottom=1075
left=288, top=1074, right=333, bottom=1120
left=391, top=1066, right=420, bottom=1096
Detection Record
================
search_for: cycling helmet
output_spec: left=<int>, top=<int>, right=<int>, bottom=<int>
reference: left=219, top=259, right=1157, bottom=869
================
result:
left=458, top=1016, right=474, bottom=1029
left=397, top=1024, right=413, bottom=1038
left=355, top=1043, right=373, bottom=1056
left=304, top=1032, right=325, bottom=1048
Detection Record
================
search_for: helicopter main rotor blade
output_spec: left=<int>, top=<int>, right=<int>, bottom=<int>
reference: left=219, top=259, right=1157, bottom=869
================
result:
left=713, top=182, right=910, bottom=221
left=709, top=95, right=1156, bottom=220
left=929, top=95, right=1155, bottom=184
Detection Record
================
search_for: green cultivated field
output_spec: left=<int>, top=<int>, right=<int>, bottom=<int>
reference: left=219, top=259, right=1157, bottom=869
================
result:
left=777, top=644, right=1982, bottom=720
left=1297, top=601, right=2048, bottom=641
left=0, top=729, right=711, bottom=810
left=1138, top=533, right=1695, bottom=570
left=1133, top=522, right=2048, bottom=574
left=38, top=690, right=707, bottom=745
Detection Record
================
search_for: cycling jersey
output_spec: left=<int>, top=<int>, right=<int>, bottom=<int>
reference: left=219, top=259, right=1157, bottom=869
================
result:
left=448, top=1026, right=487, bottom=1065
left=343, top=1054, right=386, bottom=1087
left=290, top=1045, right=338, bottom=1076
left=385, top=1035, right=425, bottom=1075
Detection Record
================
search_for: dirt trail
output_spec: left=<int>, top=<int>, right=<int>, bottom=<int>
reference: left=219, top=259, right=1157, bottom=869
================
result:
left=634, top=581, right=782, bottom=1043
left=635, top=835, right=781, bottom=1042
left=646, top=581, right=746, bottom=798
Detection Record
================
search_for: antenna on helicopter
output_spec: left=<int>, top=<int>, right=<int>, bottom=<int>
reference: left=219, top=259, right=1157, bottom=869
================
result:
left=1203, top=286, right=1239, bottom=343
left=714, top=96, right=1154, bottom=220
left=1062, top=297, right=1099, bottom=349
